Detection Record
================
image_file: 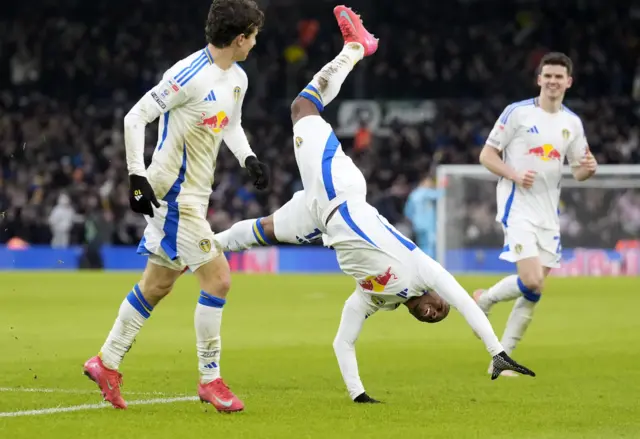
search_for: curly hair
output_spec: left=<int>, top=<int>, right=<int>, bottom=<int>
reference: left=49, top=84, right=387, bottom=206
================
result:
left=205, top=0, right=265, bottom=48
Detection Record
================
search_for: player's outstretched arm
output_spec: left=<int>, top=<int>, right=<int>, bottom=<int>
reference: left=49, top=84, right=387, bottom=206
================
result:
left=415, top=252, right=536, bottom=378
left=333, top=292, right=381, bottom=403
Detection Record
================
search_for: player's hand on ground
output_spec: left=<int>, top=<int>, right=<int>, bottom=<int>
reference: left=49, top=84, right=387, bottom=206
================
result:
left=128, top=175, right=160, bottom=217
left=514, top=170, right=537, bottom=189
left=491, top=351, right=536, bottom=380
left=354, top=392, right=382, bottom=404
left=579, top=152, right=597, bottom=173
left=245, top=156, right=270, bottom=190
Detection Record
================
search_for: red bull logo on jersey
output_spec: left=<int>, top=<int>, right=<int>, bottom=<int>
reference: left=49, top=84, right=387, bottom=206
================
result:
left=197, top=111, right=229, bottom=134
left=527, top=144, right=561, bottom=162
left=359, top=267, right=398, bottom=292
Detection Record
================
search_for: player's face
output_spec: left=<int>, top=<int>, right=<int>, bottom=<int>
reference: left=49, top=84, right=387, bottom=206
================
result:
left=234, top=29, right=258, bottom=62
left=537, top=64, right=572, bottom=100
left=407, top=292, right=450, bottom=324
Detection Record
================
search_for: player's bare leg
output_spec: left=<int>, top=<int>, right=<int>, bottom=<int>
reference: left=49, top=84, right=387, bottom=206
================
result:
left=84, top=261, right=181, bottom=409
left=292, top=5, right=376, bottom=126
left=193, top=254, right=243, bottom=412
left=215, top=215, right=277, bottom=252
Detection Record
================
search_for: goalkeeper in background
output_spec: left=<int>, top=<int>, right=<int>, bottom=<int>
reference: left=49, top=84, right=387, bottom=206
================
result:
left=474, top=52, right=597, bottom=376
left=404, top=175, right=443, bottom=259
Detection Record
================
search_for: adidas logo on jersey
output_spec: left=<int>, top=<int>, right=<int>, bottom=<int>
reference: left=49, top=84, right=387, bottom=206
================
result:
left=204, top=90, right=216, bottom=102
left=526, top=125, right=539, bottom=134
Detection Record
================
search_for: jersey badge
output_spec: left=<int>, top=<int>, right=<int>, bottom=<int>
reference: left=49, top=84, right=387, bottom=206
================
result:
left=295, top=136, right=303, bottom=148
left=562, top=129, right=570, bottom=140
left=233, top=86, right=241, bottom=102
left=199, top=239, right=212, bottom=253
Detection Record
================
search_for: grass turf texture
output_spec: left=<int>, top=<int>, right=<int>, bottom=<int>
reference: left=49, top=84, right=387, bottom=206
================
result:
left=1, top=273, right=639, bottom=438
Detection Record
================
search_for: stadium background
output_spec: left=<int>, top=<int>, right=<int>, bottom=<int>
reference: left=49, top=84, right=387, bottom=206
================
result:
left=1, top=0, right=639, bottom=271
left=2, top=2, right=640, bottom=437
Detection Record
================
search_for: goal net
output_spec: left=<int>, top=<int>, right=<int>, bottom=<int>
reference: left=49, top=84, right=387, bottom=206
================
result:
left=435, top=165, right=640, bottom=276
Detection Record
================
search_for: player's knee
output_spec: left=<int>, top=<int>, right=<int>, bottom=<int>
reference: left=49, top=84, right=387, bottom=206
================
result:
left=201, top=269, right=232, bottom=298
left=291, top=96, right=318, bottom=125
left=138, top=275, right=175, bottom=304
left=259, top=215, right=277, bottom=243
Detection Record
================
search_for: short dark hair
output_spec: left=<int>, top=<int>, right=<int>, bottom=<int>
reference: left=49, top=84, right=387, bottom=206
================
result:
left=205, top=0, right=264, bottom=48
left=537, top=52, right=573, bottom=76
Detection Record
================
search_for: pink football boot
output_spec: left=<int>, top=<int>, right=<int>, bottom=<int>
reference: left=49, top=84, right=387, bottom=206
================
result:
left=333, top=5, right=379, bottom=56
left=83, top=355, right=127, bottom=409
left=198, top=378, right=244, bottom=413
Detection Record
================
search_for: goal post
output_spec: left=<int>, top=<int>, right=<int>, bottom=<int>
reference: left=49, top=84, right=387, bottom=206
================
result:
left=435, top=164, right=640, bottom=276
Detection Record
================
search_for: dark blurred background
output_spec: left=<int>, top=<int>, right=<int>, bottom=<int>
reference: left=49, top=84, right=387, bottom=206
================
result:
left=1, top=0, right=639, bottom=252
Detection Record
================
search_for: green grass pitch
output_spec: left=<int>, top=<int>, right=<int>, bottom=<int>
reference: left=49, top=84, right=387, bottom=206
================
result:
left=1, top=272, right=639, bottom=438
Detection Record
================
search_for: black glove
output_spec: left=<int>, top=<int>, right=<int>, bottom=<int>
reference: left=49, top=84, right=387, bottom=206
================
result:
left=491, top=351, right=536, bottom=380
left=354, top=392, right=382, bottom=404
left=129, top=175, right=160, bottom=217
left=245, top=156, right=270, bottom=190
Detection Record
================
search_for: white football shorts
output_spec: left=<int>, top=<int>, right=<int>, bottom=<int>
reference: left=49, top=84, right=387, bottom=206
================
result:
left=499, top=220, right=562, bottom=268
left=272, top=190, right=324, bottom=245
left=137, top=201, right=219, bottom=272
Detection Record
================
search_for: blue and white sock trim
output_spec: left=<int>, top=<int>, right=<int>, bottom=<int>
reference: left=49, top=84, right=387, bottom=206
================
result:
left=198, top=291, right=226, bottom=308
left=126, top=284, right=154, bottom=319
left=517, top=277, right=541, bottom=303
left=298, top=84, right=324, bottom=112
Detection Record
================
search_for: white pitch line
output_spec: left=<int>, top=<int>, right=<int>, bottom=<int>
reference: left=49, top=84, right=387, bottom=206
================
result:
left=0, top=387, right=173, bottom=396
left=0, top=396, right=199, bottom=417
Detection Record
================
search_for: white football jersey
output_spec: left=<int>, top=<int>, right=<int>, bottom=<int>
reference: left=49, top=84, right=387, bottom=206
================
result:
left=486, top=98, right=588, bottom=230
left=127, top=46, right=253, bottom=205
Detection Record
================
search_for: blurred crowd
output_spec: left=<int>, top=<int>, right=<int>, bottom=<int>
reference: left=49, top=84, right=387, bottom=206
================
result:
left=1, top=0, right=640, bottom=249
